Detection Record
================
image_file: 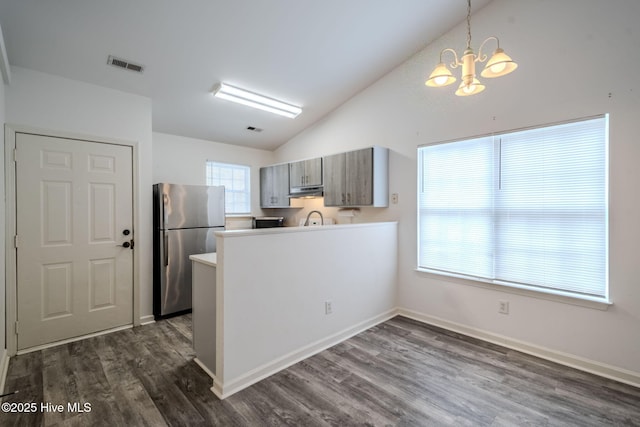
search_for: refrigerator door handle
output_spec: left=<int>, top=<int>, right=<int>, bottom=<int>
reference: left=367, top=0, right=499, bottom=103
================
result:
left=163, top=233, right=169, bottom=266
left=162, top=193, right=168, bottom=226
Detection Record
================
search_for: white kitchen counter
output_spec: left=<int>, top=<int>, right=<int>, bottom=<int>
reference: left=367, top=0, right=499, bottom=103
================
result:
left=190, top=252, right=218, bottom=380
left=193, top=221, right=398, bottom=400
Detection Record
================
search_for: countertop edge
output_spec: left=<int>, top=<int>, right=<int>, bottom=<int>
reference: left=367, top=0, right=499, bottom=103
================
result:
left=190, top=252, right=217, bottom=267
left=215, top=221, right=398, bottom=238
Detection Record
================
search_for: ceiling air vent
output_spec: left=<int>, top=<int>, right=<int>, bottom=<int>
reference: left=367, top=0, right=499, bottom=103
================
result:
left=247, top=126, right=263, bottom=132
left=107, top=55, right=144, bottom=73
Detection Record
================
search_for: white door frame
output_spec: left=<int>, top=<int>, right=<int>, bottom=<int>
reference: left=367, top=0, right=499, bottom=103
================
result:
left=4, top=124, right=141, bottom=356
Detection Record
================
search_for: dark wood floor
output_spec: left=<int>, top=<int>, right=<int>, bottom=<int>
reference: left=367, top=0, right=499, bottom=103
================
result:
left=1, top=315, right=638, bottom=426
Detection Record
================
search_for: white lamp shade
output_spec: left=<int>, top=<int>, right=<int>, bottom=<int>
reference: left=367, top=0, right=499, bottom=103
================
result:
left=455, top=78, right=485, bottom=96
left=425, top=63, right=456, bottom=87
left=481, top=48, right=518, bottom=78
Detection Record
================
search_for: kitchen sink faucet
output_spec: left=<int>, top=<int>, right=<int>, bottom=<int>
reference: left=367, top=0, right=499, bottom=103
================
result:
left=304, top=210, right=324, bottom=226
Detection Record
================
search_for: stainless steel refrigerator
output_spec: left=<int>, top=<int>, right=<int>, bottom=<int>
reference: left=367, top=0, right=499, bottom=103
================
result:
left=153, top=183, right=225, bottom=319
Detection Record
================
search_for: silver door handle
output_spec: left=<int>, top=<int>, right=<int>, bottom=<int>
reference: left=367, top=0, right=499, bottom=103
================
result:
left=162, top=193, right=168, bottom=225
left=163, top=233, right=169, bottom=266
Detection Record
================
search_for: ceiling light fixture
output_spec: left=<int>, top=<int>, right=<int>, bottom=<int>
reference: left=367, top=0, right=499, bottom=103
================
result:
left=425, top=0, right=517, bottom=96
left=212, top=83, right=302, bottom=118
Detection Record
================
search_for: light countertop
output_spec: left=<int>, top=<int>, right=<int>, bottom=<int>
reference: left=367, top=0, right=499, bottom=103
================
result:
left=190, top=252, right=217, bottom=267
left=215, top=221, right=398, bottom=238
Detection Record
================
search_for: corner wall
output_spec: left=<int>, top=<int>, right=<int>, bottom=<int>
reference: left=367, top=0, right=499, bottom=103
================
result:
left=274, top=0, right=640, bottom=381
left=5, top=66, right=154, bottom=322
left=0, top=66, right=6, bottom=384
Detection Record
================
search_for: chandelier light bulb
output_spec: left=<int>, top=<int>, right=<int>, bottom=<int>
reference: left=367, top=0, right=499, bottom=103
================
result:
left=425, top=62, right=456, bottom=87
left=434, top=76, right=448, bottom=85
left=490, top=62, right=506, bottom=74
left=481, top=48, right=518, bottom=78
left=455, top=77, right=485, bottom=96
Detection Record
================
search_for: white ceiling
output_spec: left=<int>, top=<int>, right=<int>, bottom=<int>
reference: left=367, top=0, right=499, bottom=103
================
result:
left=0, top=0, right=490, bottom=150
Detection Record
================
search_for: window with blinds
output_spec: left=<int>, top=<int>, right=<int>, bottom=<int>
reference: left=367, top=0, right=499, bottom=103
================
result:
left=206, top=161, right=251, bottom=214
left=417, top=115, right=608, bottom=300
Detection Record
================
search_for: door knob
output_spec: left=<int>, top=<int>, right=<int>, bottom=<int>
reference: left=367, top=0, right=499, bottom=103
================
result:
left=122, top=229, right=131, bottom=235
left=117, top=240, right=134, bottom=249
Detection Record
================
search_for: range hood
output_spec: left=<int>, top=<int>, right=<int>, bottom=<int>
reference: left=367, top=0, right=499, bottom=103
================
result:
left=289, top=185, right=324, bottom=198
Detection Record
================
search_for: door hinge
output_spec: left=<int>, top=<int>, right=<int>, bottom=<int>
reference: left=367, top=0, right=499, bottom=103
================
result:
left=13, top=148, right=17, bottom=162
left=14, top=235, right=18, bottom=248
left=14, top=321, right=19, bottom=335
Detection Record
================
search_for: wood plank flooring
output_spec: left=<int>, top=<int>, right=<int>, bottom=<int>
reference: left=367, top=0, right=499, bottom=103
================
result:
left=1, top=315, right=638, bottom=426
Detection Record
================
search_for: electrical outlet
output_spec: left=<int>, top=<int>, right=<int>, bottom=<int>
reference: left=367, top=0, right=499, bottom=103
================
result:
left=391, top=193, right=399, bottom=204
left=325, top=300, right=333, bottom=315
left=499, top=300, right=509, bottom=315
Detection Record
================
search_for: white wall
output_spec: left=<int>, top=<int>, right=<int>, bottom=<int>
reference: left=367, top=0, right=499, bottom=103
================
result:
left=5, top=66, right=154, bottom=321
left=152, top=132, right=274, bottom=218
left=274, top=0, right=640, bottom=379
left=0, top=76, right=6, bottom=359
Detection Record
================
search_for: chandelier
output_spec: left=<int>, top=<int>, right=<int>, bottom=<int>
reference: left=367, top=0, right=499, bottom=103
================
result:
left=425, top=0, right=517, bottom=96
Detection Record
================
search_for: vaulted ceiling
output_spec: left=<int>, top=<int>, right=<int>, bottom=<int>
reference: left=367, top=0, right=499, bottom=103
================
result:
left=0, top=0, right=490, bottom=150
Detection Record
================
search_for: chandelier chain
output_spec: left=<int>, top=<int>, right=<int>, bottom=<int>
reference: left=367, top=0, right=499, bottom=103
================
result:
left=466, top=0, right=472, bottom=49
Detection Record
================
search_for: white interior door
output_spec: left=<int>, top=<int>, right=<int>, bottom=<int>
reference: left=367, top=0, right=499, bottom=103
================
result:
left=15, top=132, right=134, bottom=350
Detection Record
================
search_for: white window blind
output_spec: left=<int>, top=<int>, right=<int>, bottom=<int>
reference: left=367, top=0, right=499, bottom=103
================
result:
left=418, top=116, right=608, bottom=299
left=206, top=161, right=251, bottom=214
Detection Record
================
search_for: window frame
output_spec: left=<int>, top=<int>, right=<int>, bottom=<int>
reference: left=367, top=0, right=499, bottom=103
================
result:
left=205, top=160, right=251, bottom=215
left=416, top=115, right=610, bottom=307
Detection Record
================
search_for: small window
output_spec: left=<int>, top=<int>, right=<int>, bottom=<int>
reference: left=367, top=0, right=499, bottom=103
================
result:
left=417, top=115, right=608, bottom=301
left=206, top=161, right=251, bottom=215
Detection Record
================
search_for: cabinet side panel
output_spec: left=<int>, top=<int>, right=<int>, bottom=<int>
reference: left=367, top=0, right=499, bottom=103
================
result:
left=372, top=146, right=389, bottom=207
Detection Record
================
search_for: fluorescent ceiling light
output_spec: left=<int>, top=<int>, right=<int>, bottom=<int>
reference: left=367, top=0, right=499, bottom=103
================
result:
left=213, top=83, right=302, bottom=118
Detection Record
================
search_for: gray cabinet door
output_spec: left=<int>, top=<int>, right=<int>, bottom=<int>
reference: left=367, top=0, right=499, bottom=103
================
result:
left=304, top=158, right=323, bottom=186
left=289, top=160, right=306, bottom=188
left=323, top=152, right=346, bottom=206
left=346, top=148, right=373, bottom=206
left=289, top=158, right=322, bottom=188
left=260, top=164, right=290, bottom=207
left=323, top=147, right=387, bottom=207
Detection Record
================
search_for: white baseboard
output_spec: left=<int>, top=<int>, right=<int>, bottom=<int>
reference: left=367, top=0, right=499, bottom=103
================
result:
left=205, top=309, right=398, bottom=399
left=0, top=349, right=9, bottom=396
left=398, top=308, right=640, bottom=389
left=139, top=315, right=155, bottom=326
left=16, top=324, right=133, bottom=355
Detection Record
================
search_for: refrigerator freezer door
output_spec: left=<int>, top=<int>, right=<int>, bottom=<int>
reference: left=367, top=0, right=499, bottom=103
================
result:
left=157, top=183, right=225, bottom=229
left=157, top=227, right=221, bottom=316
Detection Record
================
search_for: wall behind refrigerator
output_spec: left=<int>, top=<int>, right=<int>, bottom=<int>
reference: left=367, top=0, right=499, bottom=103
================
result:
left=152, top=132, right=276, bottom=228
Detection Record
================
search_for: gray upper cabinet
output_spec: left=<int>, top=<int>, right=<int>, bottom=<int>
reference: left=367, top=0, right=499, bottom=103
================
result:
left=323, top=146, right=389, bottom=207
left=260, top=164, right=290, bottom=208
left=289, top=158, right=322, bottom=189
